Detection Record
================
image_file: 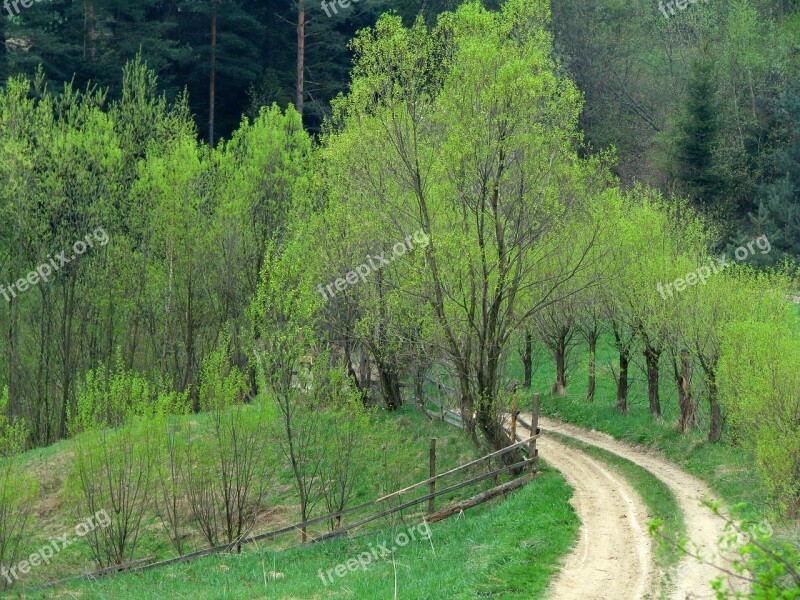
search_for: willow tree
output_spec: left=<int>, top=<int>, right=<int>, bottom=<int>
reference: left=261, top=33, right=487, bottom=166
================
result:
left=321, top=0, right=603, bottom=453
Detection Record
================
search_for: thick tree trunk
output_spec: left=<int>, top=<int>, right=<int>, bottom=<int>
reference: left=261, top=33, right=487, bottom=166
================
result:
left=707, top=371, right=722, bottom=442
left=295, top=0, right=305, bottom=116
left=376, top=362, right=402, bottom=411
left=644, top=344, right=662, bottom=417
left=616, top=350, right=629, bottom=414
left=551, top=331, right=567, bottom=395
left=522, top=331, right=533, bottom=388
left=587, top=334, right=598, bottom=403
left=676, top=349, right=697, bottom=432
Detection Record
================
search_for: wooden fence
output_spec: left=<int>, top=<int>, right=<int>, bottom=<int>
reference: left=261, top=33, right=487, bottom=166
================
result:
left=30, top=427, right=538, bottom=592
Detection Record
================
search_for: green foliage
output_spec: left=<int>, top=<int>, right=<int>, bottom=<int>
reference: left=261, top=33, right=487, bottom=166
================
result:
left=674, top=44, right=724, bottom=215
left=199, top=333, right=249, bottom=413
left=0, top=388, right=36, bottom=592
left=718, top=304, right=800, bottom=513
left=70, top=359, right=156, bottom=434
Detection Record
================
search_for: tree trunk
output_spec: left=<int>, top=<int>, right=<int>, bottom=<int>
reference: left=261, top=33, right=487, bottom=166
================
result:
left=707, top=371, right=722, bottom=442
left=57, top=277, right=77, bottom=439
left=8, top=294, right=19, bottom=420
left=295, top=0, right=305, bottom=116
left=376, top=361, right=402, bottom=411
left=616, top=350, right=629, bottom=414
left=644, top=344, right=661, bottom=417
left=587, top=334, right=598, bottom=403
left=413, top=361, right=426, bottom=408
left=84, top=0, right=97, bottom=63
left=551, top=330, right=567, bottom=395
left=676, top=349, right=697, bottom=432
left=209, top=0, right=218, bottom=148
left=522, top=330, right=533, bottom=388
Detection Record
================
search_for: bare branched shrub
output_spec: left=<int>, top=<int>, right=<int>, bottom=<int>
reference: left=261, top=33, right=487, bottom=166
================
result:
left=68, top=367, right=162, bottom=567
left=185, top=334, right=275, bottom=549
left=0, top=388, right=36, bottom=592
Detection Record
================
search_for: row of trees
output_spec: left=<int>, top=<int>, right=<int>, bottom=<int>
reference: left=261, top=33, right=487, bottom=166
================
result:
left=0, top=57, right=310, bottom=445
left=257, top=0, right=799, bottom=510
left=0, top=0, right=797, bottom=542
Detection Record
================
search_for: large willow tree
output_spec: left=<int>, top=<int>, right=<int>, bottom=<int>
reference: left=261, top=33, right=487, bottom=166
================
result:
left=319, top=0, right=607, bottom=453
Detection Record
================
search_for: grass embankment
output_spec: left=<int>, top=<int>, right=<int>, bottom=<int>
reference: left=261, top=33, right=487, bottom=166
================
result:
left=476, top=334, right=771, bottom=516
left=10, top=405, right=579, bottom=599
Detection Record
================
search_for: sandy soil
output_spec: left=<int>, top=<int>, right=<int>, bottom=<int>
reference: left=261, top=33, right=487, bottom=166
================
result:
left=517, top=416, right=748, bottom=600
left=530, top=428, right=656, bottom=599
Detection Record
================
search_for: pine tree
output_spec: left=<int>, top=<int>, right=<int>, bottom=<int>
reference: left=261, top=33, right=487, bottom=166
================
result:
left=749, top=84, right=800, bottom=261
left=674, top=45, right=724, bottom=216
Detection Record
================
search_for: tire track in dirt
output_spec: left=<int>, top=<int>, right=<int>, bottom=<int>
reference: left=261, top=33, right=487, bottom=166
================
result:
left=511, top=418, right=656, bottom=599
left=525, top=416, right=747, bottom=600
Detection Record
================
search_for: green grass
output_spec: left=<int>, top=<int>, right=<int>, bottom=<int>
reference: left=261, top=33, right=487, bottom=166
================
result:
left=506, top=333, right=776, bottom=524
left=25, top=463, right=578, bottom=600
left=7, top=405, right=488, bottom=588
left=7, top=406, right=580, bottom=599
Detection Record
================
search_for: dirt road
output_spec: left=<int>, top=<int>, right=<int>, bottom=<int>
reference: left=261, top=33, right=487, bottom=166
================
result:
left=513, top=415, right=745, bottom=599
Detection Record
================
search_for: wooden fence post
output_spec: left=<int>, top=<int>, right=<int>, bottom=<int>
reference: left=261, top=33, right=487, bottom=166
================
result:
left=530, top=392, right=540, bottom=472
left=428, top=438, right=437, bottom=514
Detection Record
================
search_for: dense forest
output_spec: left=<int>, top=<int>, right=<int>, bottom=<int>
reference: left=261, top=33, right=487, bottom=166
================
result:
left=0, top=0, right=798, bottom=597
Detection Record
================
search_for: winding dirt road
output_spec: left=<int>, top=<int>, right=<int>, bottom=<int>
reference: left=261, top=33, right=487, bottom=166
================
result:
left=512, top=415, right=746, bottom=600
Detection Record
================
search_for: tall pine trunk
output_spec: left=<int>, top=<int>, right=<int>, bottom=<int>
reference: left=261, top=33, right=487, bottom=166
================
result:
left=84, top=0, right=97, bottom=63
left=295, top=0, right=305, bottom=116
left=209, top=0, right=218, bottom=148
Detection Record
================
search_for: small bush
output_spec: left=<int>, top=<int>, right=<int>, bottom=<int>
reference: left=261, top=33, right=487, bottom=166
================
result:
left=68, top=367, right=166, bottom=567
left=0, top=387, right=36, bottom=592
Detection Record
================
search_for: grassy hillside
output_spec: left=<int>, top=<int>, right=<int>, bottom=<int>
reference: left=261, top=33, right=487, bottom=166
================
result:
left=6, top=406, right=579, bottom=599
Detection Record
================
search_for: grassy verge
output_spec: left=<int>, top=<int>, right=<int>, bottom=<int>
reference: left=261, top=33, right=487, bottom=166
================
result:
left=18, top=463, right=577, bottom=600
left=8, top=405, right=580, bottom=599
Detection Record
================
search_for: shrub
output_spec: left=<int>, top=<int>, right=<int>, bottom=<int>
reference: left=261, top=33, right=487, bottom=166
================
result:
left=0, top=388, right=36, bottom=592
left=718, top=317, right=800, bottom=514
left=68, top=368, right=169, bottom=567
left=184, top=335, right=274, bottom=549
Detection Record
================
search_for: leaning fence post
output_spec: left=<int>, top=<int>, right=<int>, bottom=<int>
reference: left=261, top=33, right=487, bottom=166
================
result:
left=530, top=392, right=540, bottom=472
left=428, top=438, right=437, bottom=514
